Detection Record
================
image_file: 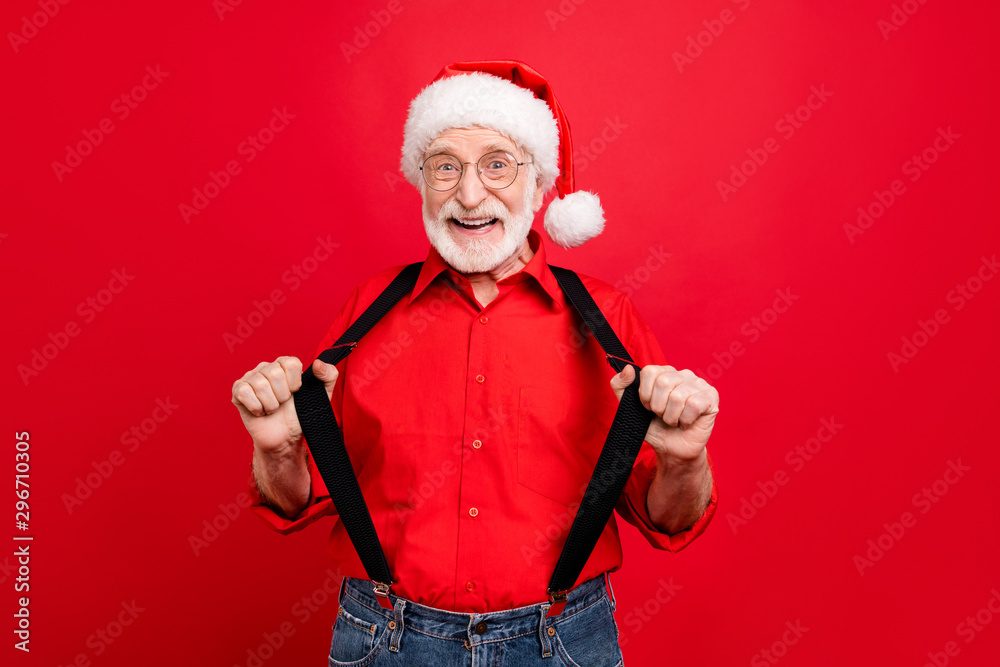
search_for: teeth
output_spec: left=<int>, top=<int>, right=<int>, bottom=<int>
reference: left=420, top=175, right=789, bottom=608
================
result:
left=454, top=218, right=497, bottom=229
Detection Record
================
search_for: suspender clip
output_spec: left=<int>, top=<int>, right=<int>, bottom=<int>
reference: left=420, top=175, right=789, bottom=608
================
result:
left=546, top=589, right=569, bottom=617
left=372, top=581, right=394, bottom=610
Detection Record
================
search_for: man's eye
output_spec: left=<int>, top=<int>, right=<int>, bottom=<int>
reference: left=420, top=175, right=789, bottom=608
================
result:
left=437, top=164, right=457, bottom=171
left=486, top=161, right=506, bottom=170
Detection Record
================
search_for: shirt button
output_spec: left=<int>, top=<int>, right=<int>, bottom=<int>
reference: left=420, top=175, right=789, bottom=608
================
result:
left=472, top=439, right=482, bottom=449
left=475, top=621, right=488, bottom=635
left=465, top=581, right=476, bottom=592
left=479, top=315, right=489, bottom=324
left=475, top=374, right=485, bottom=383
left=469, top=507, right=479, bottom=517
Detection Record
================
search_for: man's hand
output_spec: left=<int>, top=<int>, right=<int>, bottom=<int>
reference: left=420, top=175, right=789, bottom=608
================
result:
left=231, top=356, right=339, bottom=517
left=609, top=364, right=719, bottom=463
left=232, top=356, right=339, bottom=453
left=610, top=364, right=718, bottom=534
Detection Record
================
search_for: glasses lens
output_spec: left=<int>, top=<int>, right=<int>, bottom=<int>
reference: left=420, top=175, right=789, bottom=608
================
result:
left=478, top=152, right=518, bottom=189
left=422, top=154, right=462, bottom=190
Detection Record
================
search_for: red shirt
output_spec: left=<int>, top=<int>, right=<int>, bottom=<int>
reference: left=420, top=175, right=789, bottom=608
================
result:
left=249, top=229, right=717, bottom=612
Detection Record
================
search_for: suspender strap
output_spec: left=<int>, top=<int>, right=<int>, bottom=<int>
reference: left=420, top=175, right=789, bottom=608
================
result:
left=293, top=262, right=423, bottom=608
left=544, top=266, right=655, bottom=615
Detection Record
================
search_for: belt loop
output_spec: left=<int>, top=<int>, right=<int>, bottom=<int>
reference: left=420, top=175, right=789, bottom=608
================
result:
left=337, top=576, right=348, bottom=614
left=388, top=598, right=406, bottom=653
left=538, top=604, right=553, bottom=658
left=605, top=572, right=617, bottom=612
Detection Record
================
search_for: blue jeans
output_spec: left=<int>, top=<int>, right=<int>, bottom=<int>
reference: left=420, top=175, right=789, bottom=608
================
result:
left=329, top=573, right=624, bottom=666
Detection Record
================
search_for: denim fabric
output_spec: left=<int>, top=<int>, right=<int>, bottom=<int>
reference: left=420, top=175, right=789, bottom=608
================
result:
left=329, top=573, right=624, bottom=666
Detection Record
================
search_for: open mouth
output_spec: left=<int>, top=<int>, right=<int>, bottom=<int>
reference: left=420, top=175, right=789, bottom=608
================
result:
left=452, top=217, right=499, bottom=230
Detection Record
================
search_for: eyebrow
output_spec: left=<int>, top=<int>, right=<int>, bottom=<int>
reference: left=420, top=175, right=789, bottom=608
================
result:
left=424, top=140, right=458, bottom=156
left=423, top=139, right=520, bottom=159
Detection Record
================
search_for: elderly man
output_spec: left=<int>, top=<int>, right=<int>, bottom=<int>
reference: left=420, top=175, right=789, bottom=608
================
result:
left=232, top=61, right=718, bottom=665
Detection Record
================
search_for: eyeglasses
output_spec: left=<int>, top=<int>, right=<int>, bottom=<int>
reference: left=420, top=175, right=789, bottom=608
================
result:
left=419, top=151, right=531, bottom=191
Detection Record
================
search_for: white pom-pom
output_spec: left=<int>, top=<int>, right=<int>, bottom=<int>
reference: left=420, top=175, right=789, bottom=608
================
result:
left=543, top=191, right=605, bottom=248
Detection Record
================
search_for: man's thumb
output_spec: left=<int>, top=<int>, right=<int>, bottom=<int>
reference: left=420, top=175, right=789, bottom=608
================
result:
left=609, top=364, right=635, bottom=402
left=312, top=358, right=340, bottom=391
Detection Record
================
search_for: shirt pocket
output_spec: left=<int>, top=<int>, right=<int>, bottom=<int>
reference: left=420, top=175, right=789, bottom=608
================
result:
left=516, top=385, right=618, bottom=507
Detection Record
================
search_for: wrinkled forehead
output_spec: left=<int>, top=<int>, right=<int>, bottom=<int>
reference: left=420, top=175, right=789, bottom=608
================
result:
left=423, top=126, right=524, bottom=159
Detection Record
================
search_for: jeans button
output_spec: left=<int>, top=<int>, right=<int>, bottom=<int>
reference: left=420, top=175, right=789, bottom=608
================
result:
left=474, top=621, right=488, bottom=635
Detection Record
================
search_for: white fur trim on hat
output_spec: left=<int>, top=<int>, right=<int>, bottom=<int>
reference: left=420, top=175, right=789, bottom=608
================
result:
left=401, top=73, right=560, bottom=192
left=544, top=190, right=605, bottom=248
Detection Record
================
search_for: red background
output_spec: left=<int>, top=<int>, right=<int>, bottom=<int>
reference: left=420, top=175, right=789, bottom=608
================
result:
left=3, top=0, right=999, bottom=665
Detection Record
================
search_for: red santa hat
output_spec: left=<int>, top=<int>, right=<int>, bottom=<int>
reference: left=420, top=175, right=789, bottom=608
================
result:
left=401, top=60, right=604, bottom=249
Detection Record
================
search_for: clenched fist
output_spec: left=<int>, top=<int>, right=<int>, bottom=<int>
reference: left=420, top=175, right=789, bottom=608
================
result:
left=609, top=364, right=719, bottom=463
left=231, top=356, right=339, bottom=517
left=610, top=364, right=717, bottom=534
left=231, top=356, right=339, bottom=453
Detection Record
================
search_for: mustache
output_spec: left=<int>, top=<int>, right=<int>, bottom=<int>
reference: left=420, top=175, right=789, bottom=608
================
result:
left=437, top=197, right=510, bottom=223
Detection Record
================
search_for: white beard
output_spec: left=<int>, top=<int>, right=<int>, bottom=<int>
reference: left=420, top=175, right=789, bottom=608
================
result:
left=422, top=184, right=536, bottom=274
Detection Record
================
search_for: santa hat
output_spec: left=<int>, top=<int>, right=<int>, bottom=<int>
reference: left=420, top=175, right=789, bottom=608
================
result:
left=400, top=60, right=604, bottom=249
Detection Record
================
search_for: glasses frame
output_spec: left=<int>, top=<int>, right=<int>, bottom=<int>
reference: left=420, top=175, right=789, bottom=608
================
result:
left=419, top=150, right=532, bottom=192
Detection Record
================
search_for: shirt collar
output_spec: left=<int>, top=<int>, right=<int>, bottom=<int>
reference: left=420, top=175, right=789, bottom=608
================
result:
left=407, top=228, right=565, bottom=309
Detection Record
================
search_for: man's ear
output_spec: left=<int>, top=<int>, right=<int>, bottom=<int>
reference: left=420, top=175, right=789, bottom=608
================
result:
left=532, top=179, right=545, bottom=213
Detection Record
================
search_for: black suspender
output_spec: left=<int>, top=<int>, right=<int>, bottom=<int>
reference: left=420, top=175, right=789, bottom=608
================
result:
left=293, top=262, right=654, bottom=616
left=545, top=266, right=655, bottom=615
left=293, top=262, right=423, bottom=605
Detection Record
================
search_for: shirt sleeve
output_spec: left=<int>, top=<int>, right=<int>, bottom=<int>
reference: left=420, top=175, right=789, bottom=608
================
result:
left=247, top=285, right=362, bottom=535
left=611, top=300, right=719, bottom=552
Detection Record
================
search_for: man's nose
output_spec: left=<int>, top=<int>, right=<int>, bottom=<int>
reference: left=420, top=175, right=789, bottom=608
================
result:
left=454, top=164, right=489, bottom=210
